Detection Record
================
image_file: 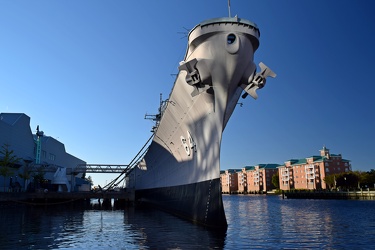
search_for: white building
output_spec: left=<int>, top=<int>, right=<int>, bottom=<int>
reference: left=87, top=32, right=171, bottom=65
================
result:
left=0, top=113, right=87, bottom=192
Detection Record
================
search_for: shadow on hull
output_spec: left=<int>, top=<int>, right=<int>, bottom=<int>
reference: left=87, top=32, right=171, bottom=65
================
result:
left=135, top=178, right=227, bottom=230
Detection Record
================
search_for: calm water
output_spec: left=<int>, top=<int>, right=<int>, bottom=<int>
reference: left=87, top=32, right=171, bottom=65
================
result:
left=1, top=195, right=374, bottom=249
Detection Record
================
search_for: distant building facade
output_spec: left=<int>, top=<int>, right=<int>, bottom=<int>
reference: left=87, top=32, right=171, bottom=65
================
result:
left=220, top=164, right=279, bottom=193
left=0, top=113, right=87, bottom=192
left=221, top=146, right=351, bottom=193
left=245, top=164, right=279, bottom=193
left=278, top=146, right=351, bottom=191
left=220, top=169, right=241, bottom=193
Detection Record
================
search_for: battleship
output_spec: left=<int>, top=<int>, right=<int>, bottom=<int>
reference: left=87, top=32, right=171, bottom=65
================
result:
left=126, top=15, right=276, bottom=229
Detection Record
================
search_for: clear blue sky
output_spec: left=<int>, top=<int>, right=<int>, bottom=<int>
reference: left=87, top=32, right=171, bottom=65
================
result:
left=1, top=1, right=374, bottom=186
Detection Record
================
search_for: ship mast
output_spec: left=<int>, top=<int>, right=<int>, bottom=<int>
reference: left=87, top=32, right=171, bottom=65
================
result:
left=228, top=0, right=231, bottom=17
left=144, top=93, right=167, bottom=133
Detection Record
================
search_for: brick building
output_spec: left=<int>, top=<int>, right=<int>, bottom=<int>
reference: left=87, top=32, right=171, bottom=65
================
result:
left=220, top=164, right=279, bottom=193
left=245, top=164, right=279, bottom=193
left=278, top=146, right=351, bottom=190
left=220, top=169, right=241, bottom=193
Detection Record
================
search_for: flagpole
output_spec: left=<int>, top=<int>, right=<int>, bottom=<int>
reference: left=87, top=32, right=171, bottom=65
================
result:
left=228, top=0, right=231, bottom=17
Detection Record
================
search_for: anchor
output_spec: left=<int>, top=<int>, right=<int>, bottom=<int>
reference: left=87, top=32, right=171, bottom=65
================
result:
left=242, top=62, right=276, bottom=99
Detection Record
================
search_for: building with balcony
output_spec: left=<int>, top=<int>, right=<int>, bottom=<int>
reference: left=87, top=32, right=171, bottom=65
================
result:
left=245, top=164, right=279, bottom=193
left=278, top=146, right=351, bottom=190
left=237, top=168, right=248, bottom=193
left=220, top=164, right=279, bottom=194
left=220, top=169, right=242, bottom=193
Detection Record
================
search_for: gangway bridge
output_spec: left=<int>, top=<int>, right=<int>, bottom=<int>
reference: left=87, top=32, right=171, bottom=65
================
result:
left=29, top=164, right=131, bottom=174
left=73, top=164, right=130, bottom=174
left=29, top=163, right=134, bottom=190
left=29, top=133, right=155, bottom=191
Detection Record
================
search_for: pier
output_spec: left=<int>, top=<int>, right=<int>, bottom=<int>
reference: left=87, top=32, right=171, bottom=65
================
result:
left=0, top=163, right=135, bottom=205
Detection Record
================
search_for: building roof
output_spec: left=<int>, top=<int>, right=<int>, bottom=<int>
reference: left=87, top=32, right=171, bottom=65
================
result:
left=226, top=169, right=242, bottom=173
left=288, top=158, right=307, bottom=165
left=243, top=166, right=254, bottom=171
left=285, top=159, right=299, bottom=164
left=0, top=113, right=28, bottom=126
left=306, top=155, right=326, bottom=162
left=243, top=164, right=280, bottom=172
left=257, top=163, right=280, bottom=169
left=224, top=146, right=351, bottom=171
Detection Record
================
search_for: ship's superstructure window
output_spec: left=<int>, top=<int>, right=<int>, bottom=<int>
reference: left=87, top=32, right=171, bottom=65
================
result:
left=227, top=34, right=236, bottom=44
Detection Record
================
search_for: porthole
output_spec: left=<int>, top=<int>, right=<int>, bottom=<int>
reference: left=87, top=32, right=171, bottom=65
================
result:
left=225, top=33, right=240, bottom=54
left=227, top=34, right=236, bottom=44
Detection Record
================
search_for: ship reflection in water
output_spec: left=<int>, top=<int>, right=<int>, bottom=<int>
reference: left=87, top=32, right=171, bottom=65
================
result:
left=1, top=195, right=374, bottom=249
left=124, top=206, right=226, bottom=249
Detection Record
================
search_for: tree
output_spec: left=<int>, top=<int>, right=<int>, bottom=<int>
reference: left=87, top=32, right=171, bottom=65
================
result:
left=18, top=160, right=33, bottom=191
left=356, top=169, right=375, bottom=188
left=0, top=144, right=21, bottom=192
left=271, top=171, right=279, bottom=189
left=32, top=165, right=46, bottom=190
left=335, top=172, right=359, bottom=190
left=366, top=169, right=375, bottom=188
left=324, top=174, right=337, bottom=190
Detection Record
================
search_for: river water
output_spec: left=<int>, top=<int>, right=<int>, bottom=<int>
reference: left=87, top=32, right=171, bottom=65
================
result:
left=1, top=195, right=374, bottom=249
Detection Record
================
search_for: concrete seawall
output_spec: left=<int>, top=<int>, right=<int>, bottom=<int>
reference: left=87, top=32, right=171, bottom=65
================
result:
left=285, top=190, right=375, bottom=200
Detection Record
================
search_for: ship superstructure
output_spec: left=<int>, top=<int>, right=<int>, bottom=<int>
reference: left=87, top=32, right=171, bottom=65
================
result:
left=127, top=16, right=276, bottom=228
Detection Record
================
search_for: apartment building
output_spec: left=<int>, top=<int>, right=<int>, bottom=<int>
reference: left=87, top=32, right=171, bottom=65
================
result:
left=278, top=146, right=351, bottom=190
left=220, top=169, right=241, bottom=193
left=245, top=164, right=279, bottom=192
left=221, top=164, right=279, bottom=193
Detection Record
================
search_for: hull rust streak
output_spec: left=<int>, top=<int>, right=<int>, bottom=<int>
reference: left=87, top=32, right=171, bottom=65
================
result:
left=127, top=16, right=276, bottom=229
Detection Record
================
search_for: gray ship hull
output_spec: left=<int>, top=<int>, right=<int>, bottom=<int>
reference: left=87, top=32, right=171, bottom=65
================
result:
left=135, top=178, right=226, bottom=228
left=127, top=16, right=274, bottom=228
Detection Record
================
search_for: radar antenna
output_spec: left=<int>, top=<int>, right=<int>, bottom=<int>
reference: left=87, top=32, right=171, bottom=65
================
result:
left=144, top=93, right=169, bottom=132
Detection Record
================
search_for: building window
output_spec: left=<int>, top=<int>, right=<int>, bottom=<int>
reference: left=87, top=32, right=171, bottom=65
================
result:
left=49, top=153, right=56, bottom=161
left=325, top=162, right=329, bottom=166
left=326, top=168, right=329, bottom=172
left=42, top=150, right=46, bottom=158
